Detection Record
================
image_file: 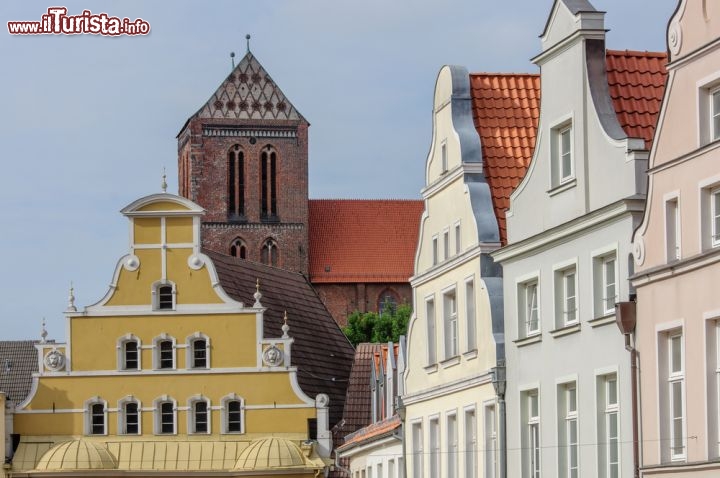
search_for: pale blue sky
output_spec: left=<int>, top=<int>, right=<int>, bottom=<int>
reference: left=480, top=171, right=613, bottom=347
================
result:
left=0, top=0, right=676, bottom=340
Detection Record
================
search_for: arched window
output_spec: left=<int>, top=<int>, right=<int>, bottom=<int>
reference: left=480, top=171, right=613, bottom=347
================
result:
left=221, top=394, right=245, bottom=434
left=188, top=395, right=211, bottom=434
left=153, top=334, right=176, bottom=370
left=84, top=397, right=107, bottom=435
left=261, top=238, right=279, bottom=266
left=230, top=238, right=247, bottom=259
left=118, top=396, right=141, bottom=435
left=260, top=146, right=278, bottom=219
left=154, top=396, right=177, bottom=435
left=186, top=333, right=210, bottom=369
left=228, top=145, right=245, bottom=218
left=117, top=334, right=141, bottom=371
left=378, top=290, right=399, bottom=315
left=152, top=281, right=176, bottom=311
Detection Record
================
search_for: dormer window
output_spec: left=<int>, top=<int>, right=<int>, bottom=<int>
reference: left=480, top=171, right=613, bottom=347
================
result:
left=152, top=281, right=176, bottom=311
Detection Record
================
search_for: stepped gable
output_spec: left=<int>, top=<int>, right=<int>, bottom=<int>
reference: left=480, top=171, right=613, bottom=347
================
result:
left=606, top=50, right=668, bottom=149
left=469, top=73, right=541, bottom=244
left=0, top=340, right=38, bottom=403
left=191, top=52, right=304, bottom=122
left=206, top=250, right=354, bottom=427
left=308, top=200, right=423, bottom=283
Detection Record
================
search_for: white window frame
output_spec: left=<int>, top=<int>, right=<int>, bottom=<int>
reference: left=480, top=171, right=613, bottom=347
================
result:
left=558, top=125, right=573, bottom=182
left=668, top=332, right=685, bottom=461
left=553, top=261, right=578, bottom=328
left=432, top=235, right=439, bottom=266
left=711, top=186, right=720, bottom=247
left=454, top=221, right=461, bottom=256
left=151, top=280, right=176, bottom=311
left=664, top=193, right=681, bottom=262
left=84, top=396, right=108, bottom=436
left=153, top=334, right=176, bottom=370
left=221, top=393, right=245, bottom=434
left=603, top=374, right=620, bottom=478
left=443, top=228, right=450, bottom=261
left=446, top=411, right=458, bottom=478
left=527, top=390, right=541, bottom=478
left=154, top=395, right=177, bottom=435
left=465, top=277, right=477, bottom=352
left=429, top=416, right=440, bottom=477
left=712, top=87, right=720, bottom=141
left=186, top=332, right=210, bottom=369
left=464, top=406, right=478, bottom=478
left=592, top=246, right=619, bottom=317
left=484, top=403, right=497, bottom=478
left=518, top=277, right=540, bottom=337
left=441, top=139, right=448, bottom=173
left=411, top=420, right=424, bottom=478
left=426, top=296, right=437, bottom=366
left=565, top=384, right=579, bottom=478
left=443, top=288, right=458, bottom=359
left=116, top=334, right=142, bottom=371
left=188, top=395, right=211, bottom=434
left=118, top=395, right=142, bottom=435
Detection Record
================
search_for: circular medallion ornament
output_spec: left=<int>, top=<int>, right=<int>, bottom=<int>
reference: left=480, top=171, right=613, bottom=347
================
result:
left=187, top=254, right=205, bottom=270
left=262, top=345, right=283, bottom=367
left=124, top=255, right=140, bottom=271
left=316, top=394, right=330, bottom=408
left=44, top=350, right=65, bottom=371
left=668, top=21, right=682, bottom=56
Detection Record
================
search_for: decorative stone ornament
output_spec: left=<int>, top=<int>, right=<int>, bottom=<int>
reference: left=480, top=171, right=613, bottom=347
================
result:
left=124, top=255, right=140, bottom=272
left=668, top=20, right=682, bottom=56
left=253, top=279, right=263, bottom=308
left=262, top=345, right=283, bottom=367
left=187, top=254, right=205, bottom=270
left=44, top=349, right=65, bottom=371
left=315, top=394, right=330, bottom=408
left=633, top=237, right=645, bottom=266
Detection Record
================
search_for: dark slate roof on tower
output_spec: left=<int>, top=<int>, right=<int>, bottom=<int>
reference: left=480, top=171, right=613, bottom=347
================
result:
left=192, top=52, right=304, bottom=122
left=205, top=250, right=354, bottom=428
left=0, top=341, right=39, bottom=404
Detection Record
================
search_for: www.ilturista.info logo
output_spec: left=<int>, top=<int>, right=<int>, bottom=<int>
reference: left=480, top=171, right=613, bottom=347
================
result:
left=7, top=7, right=150, bottom=36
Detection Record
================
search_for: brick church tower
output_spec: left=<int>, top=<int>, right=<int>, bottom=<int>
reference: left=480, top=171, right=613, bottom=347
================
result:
left=177, top=51, right=309, bottom=274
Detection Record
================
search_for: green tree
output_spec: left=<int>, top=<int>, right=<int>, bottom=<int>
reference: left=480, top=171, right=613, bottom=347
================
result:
left=342, top=302, right=411, bottom=347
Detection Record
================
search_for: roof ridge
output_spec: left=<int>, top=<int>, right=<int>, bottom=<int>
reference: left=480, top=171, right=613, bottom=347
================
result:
left=470, top=72, right=540, bottom=78
left=606, top=49, right=667, bottom=58
left=309, top=198, right=422, bottom=202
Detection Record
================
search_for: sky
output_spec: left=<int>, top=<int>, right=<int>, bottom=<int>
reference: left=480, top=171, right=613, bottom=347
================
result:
left=0, top=0, right=677, bottom=340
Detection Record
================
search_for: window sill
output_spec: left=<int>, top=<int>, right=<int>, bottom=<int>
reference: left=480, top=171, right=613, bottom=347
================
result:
left=589, top=313, right=616, bottom=328
left=513, top=334, right=541, bottom=347
left=440, top=356, right=461, bottom=369
left=462, top=350, right=478, bottom=360
left=550, top=323, right=581, bottom=338
left=547, top=178, right=577, bottom=197
left=424, top=364, right=438, bottom=374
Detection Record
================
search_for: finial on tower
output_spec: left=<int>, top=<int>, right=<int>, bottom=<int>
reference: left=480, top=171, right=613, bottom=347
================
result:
left=40, top=318, right=48, bottom=343
left=246, top=34, right=251, bottom=53
left=282, top=311, right=290, bottom=339
left=230, top=51, right=236, bottom=68
left=253, top=278, right=263, bottom=307
left=161, top=167, right=167, bottom=193
left=66, top=282, right=77, bottom=313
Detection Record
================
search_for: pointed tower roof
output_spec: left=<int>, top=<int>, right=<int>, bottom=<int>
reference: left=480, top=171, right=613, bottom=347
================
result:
left=188, top=52, right=305, bottom=124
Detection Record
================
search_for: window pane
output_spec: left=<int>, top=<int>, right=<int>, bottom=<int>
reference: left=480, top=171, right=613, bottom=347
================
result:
left=91, top=403, right=104, bottom=434
left=125, top=402, right=139, bottom=434
left=160, top=341, right=173, bottom=369
left=713, top=191, right=720, bottom=242
left=530, top=394, right=538, bottom=418
left=125, top=341, right=138, bottom=369
left=671, top=335, right=682, bottom=373
left=193, top=340, right=207, bottom=368
left=161, top=402, right=174, bottom=433
left=671, top=381, right=684, bottom=454
left=713, top=90, right=720, bottom=140
left=607, top=378, right=617, bottom=406
left=194, top=401, right=208, bottom=433
left=228, top=400, right=242, bottom=432
left=158, top=285, right=173, bottom=309
left=567, top=387, right=577, bottom=413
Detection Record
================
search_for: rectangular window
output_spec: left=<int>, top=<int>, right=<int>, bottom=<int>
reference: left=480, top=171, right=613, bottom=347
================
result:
left=192, top=339, right=208, bottom=368
left=564, top=384, right=579, bottom=478
left=91, top=403, right=105, bottom=435
left=455, top=223, right=461, bottom=255
left=447, top=413, right=458, bottom=478
left=466, top=279, right=477, bottom=352
left=554, top=266, right=578, bottom=327
left=432, top=236, right=439, bottom=266
left=524, top=390, right=541, bottom=478
left=712, top=187, right=720, bottom=247
left=426, top=298, right=437, bottom=365
left=227, top=400, right=243, bottom=432
left=159, top=340, right=174, bottom=369
left=593, top=252, right=618, bottom=317
left=124, top=341, right=138, bottom=370
left=441, top=141, right=448, bottom=173
left=602, top=375, right=619, bottom=478
left=560, top=126, right=572, bottom=181
left=665, top=197, right=680, bottom=261
left=193, top=401, right=208, bottom=433
left=377, top=463, right=382, bottom=478
left=429, top=418, right=440, bottom=477
left=484, top=405, right=497, bottom=478
left=367, top=466, right=372, bottom=478
left=518, top=280, right=540, bottom=336
left=443, top=290, right=458, bottom=359
left=124, top=402, right=139, bottom=434
left=443, top=230, right=450, bottom=261
left=465, top=408, right=477, bottom=478
left=388, top=459, right=395, bottom=478
left=412, top=422, right=424, bottom=478
left=160, top=402, right=174, bottom=434
left=668, top=333, right=685, bottom=460
left=713, top=88, right=720, bottom=141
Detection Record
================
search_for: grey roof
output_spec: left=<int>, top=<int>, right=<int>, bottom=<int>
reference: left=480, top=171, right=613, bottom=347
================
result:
left=0, top=341, right=38, bottom=404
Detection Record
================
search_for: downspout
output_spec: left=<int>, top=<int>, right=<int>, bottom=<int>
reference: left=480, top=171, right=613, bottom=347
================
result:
left=491, top=361, right=507, bottom=478
left=616, top=301, right=639, bottom=478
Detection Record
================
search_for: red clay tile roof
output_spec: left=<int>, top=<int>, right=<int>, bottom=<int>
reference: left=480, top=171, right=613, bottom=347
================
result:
left=334, top=343, right=383, bottom=442
left=308, top=200, right=423, bottom=283
left=606, top=50, right=667, bottom=150
left=337, top=415, right=401, bottom=452
left=469, top=74, right=541, bottom=244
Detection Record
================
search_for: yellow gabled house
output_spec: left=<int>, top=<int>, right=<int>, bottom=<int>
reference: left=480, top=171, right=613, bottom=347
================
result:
left=5, top=192, right=353, bottom=477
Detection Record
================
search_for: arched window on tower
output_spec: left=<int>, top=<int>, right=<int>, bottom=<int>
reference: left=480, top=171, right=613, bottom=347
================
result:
left=230, top=238, right=247, bottom=259
left=378, top=289, right=399, bottom=315
left=228, top=145, right=245, bottom=219
left=260, top=146, right=278, bottom=221
left=261, top=238, right=279, bottom=267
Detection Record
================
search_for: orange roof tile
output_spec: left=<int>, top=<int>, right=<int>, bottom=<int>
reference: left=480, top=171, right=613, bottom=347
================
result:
left=338, top=415, right=402, bottom=452
left=308, top=200, right=423, bottom=283
left=469, top=73, right=541, bottom=245
left=606, top=50, right=667, bottom=150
